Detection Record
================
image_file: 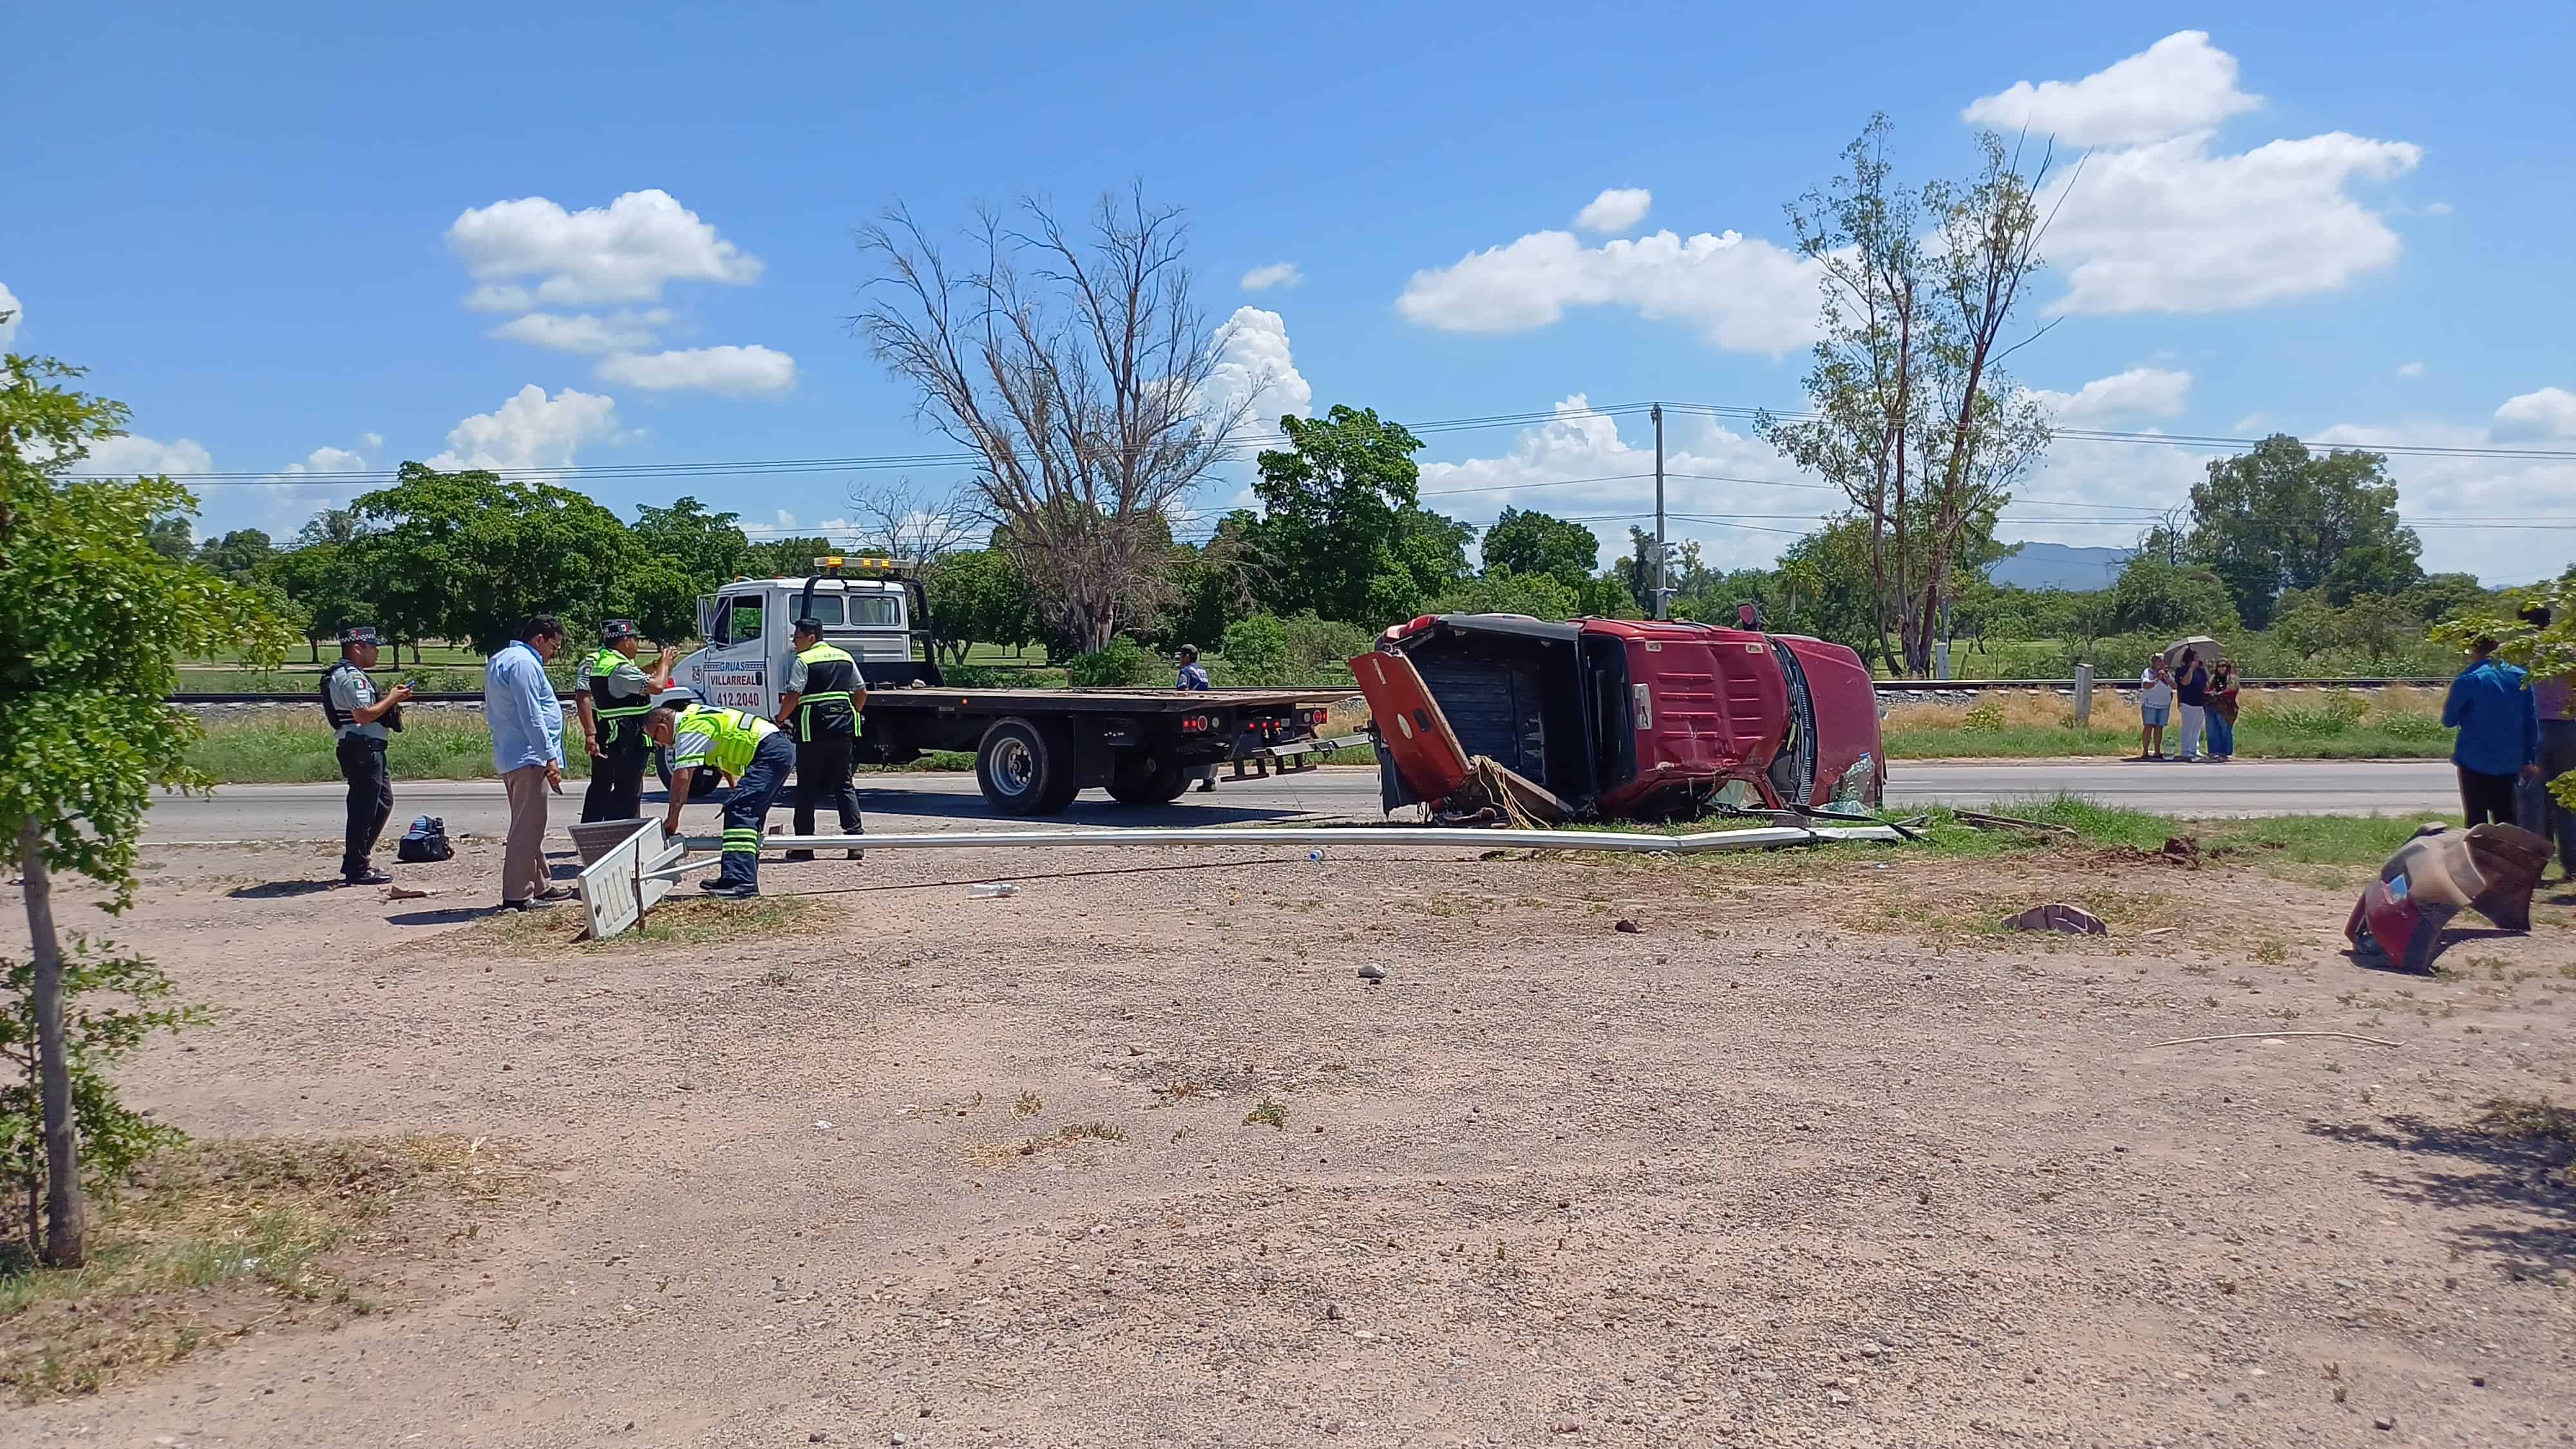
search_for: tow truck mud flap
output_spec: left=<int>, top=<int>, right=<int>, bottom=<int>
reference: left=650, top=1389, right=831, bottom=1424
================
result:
left=1348, top=650, right=1472, bottom=800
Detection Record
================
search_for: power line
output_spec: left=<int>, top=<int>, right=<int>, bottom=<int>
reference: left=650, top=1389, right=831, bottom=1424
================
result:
left=71, top=393, right=2576, bottom=488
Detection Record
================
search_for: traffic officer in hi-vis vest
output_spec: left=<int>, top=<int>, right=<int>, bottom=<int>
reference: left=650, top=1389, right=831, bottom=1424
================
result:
left=775, top=616, right=867, bottom=860
left=647, top=698, right=795, bottom=898
left=574, top=620, right=677, bottom=822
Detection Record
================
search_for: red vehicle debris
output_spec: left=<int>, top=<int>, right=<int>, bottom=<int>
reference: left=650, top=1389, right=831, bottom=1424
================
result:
left=1350, top=613, right=1885, bottom=822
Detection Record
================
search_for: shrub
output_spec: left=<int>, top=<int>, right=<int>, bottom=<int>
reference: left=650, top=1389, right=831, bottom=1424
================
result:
left=1063, top=638, right=1165, bottom=688
left=1220, top=614, right=1290, bottom=686
left=937, top=663, right=1003, bottom=688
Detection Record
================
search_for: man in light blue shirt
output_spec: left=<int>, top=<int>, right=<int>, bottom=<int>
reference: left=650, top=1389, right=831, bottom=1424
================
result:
left=484, top=614, right=570, bottom=909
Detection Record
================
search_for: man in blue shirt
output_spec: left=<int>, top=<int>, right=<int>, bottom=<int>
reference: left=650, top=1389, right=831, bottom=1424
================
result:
left=1176, top=645, right=1216, bottom=791
left=484, top=614, right=571, bottom=910
left=2442, top=634, right=2541, bottom=828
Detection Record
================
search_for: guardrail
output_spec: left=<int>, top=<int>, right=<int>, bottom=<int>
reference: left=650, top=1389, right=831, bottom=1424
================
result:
left=171, top=676, right=2447, bottom=706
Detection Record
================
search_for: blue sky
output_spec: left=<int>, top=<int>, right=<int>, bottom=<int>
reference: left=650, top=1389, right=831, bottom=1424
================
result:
left=8, top=3, right=2572, bottom=580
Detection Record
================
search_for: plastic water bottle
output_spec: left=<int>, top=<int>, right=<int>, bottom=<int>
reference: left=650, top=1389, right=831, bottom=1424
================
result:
left=1307, top=848, right=1327, bottom=863
left=968, top=882, right=1018, bottom=899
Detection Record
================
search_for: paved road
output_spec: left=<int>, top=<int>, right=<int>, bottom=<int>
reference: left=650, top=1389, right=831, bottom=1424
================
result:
left=144, top=759, right=2462, bottom=844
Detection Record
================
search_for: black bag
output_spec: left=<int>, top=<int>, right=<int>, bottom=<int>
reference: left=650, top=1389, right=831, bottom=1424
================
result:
left=395, top=815, right=453, bottom=864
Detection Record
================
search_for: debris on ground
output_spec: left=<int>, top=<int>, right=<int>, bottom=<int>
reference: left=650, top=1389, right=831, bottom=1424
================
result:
left=1357, top=963, right=1387, bottom=983
left=2346, top=822, right=2549, bottom=972
left=2004, top=902, right=2110, bottom=936
left=1613, top=918, right=1642, bottom=934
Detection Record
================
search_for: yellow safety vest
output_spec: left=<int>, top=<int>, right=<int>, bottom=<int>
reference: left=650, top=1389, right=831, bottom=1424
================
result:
left=670, top=705, right=778, bottom=779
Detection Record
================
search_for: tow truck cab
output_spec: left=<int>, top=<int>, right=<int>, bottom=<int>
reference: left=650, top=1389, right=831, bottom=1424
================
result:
left=668, top=556, right=942, bottom=719
left=1354, top=613, right=1884, bottom=819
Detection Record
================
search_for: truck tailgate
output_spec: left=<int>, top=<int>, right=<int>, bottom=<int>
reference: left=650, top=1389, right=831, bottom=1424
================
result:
left=1349, top=650, right=1472, bottom=800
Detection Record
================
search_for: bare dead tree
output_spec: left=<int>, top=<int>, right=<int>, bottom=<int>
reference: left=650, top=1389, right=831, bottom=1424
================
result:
left=854, top=187, right=1248, bottom=653
left=1759, top=115, right=1924, bottom=677
left=1762, top=117, right=2063, bottom=676
left=1908, top=130, right=2061, bottom=672
left=844, top=477, right=983, bottom=575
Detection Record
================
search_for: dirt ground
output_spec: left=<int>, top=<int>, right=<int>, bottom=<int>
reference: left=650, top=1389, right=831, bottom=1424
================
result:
left=6, top=828, right=2575, bottom=1448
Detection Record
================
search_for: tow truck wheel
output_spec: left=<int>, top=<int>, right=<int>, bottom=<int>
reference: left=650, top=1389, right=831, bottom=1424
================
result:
left=976, top=717, right=1077, bottom=815
left=1106, top=754, right=1190, bottom=806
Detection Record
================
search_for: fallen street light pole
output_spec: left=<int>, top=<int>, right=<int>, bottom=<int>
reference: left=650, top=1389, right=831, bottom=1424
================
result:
left=572, top=820, right=1907, bottom=941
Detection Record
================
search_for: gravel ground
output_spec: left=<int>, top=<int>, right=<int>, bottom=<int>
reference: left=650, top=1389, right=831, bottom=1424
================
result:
left=8, top=831, right=2574, bottom=1448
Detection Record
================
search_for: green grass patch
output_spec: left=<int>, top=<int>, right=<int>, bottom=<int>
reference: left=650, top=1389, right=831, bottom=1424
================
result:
left=1, top=1136, right=509, bottom=1403
left=1882, top=719, right=2450, bottom=760
left=185, top=714, right=592, bottom=784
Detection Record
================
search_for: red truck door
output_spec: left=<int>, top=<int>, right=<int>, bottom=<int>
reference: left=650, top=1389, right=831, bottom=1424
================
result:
left=1629, top=632, right=1787, bottom=773
left=1348, top=649, right=1473, bottom=800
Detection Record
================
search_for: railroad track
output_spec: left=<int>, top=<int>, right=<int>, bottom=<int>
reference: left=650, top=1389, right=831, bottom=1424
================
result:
left=170, top=677, right=2446, bottom=706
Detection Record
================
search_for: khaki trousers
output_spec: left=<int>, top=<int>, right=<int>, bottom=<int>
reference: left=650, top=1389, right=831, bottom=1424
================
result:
left=501, top=765, right=553, bottom=903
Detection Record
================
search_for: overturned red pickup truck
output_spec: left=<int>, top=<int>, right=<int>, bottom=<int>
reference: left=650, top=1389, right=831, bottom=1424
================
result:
left=1350, top=614, right=1886, bottom=822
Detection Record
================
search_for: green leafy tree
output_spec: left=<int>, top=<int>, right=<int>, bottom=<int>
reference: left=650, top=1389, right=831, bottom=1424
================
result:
left=2103, top=554, right=2240, bottom=636
left=1771, top=516, right=1887, bottom=652
left=144, top=515, right=193, bottom=561
left=1218, top=612, right=1291, bottom=685
left=2331, top=592, right=2419, bottom=667
left=1248, top=406, right=1472, bottom=626
left=1427, top=566, right=1582, bottom=620
left=194, top=527, right=274, bottom=583
left=2186, top=435, right=2420, bottom=627
left=2398, top=571, right=2487, bottom=623
left=925, top=547, right=1042, bottom=663
left=2, top=354, right=292, bottom=1265
left=741, top=535, right=838, bottom=579
left=260, top=539, right=369, bottom=662
left=1481, top=507, right=1599, bottom=585
left=630, top=498, right=751, bottom=591
left=348, top=463, right=634, bottom=654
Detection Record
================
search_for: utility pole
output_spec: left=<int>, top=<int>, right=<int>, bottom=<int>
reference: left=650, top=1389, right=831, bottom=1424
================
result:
left=1651, top=402, right=1667, bottom=620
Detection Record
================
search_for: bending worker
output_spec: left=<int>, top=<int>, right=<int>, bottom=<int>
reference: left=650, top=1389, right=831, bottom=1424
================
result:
left=775, top=616, right=866, bottom=860
left=647, top=697, right=795, bottom=899
left=575, top=620, right=679, bottom=822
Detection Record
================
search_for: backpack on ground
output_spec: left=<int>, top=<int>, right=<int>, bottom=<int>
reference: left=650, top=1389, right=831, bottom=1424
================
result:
left=395, top=815, right=453, bottom=863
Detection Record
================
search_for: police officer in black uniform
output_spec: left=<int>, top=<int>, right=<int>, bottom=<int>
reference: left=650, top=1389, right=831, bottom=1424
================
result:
left=775, top=616, right=866, bottom=860
left=575, top=620, right=677, bottom=822
left=319, top=625, right=410, bottom=886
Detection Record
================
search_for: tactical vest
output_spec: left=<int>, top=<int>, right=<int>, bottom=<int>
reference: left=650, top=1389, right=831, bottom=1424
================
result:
left=319, top=661, right=392, bottom=736
left=586, top=647, right=652, bottom=750
left=672, top=705, right=779, bottom=780
left=792, top=642, right=861, bottom=741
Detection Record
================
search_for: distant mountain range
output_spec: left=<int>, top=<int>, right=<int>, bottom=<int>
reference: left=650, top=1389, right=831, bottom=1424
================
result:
left=1988, top=542, right=2130, bottom=592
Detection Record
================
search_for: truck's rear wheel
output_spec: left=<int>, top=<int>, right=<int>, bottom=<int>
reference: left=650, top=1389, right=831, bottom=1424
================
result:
left=977, top=717, right=1079, bottom=815
left=1106, top=754, right=1191, bottom=806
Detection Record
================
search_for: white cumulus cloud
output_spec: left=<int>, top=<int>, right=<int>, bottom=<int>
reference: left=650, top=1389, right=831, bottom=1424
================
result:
left=2041, top=129, right=2420, bottom=315
left=1397, top=228, right=1821, bottom=354
left=492, top=310, right=672, bottom=355
left=594, top=345, right=797, bottom=395
left=1240, top=261, right=1304, bottom=292
left=425, top=385, right=622, bottom=470
left=2492, top=386, right=2576, bottom=440
left=2024, top=367, right=2192, bottom=424
left=1202, top=307, right=1313, bottom=442
left=0, top=281, right=21, bottom=345
left=446, top=189, right=763, bottom=311
left=2396, top=361, right=2426, bottom=380
left=66, top=433, right=216, bottom=479
left=1971, top=35, right=2421, bottom=316
left=1964, top=30, right=2260, bottom=147
left=1572, top=188, right=1653, bottom=234
left=1419, top=396, right=1824, bottom=572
